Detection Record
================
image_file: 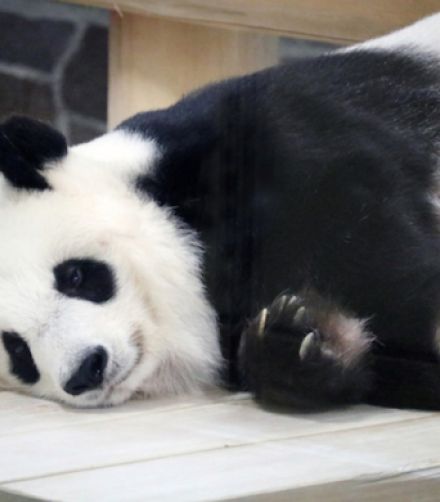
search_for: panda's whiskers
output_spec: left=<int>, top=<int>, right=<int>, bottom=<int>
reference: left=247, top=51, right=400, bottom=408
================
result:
left=130, top=328, right=145, bottom=358
left=104, top=328, right=145, bottom=400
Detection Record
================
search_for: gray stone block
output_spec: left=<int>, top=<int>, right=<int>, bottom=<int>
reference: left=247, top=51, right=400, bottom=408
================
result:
left=69, top=117, right=104, bottom=144
left=0, top=12, right=75, bottom=72
left=63, top=25, right=108, bottom=121
left=0, top=72, right=55, bottom=123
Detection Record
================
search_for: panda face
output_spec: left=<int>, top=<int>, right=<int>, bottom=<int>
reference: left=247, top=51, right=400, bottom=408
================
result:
left=0, top=122, right=220, bottom=407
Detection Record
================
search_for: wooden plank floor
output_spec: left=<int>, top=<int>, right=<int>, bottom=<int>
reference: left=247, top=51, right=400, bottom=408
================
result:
left=0, top=390, right=439, bottom=501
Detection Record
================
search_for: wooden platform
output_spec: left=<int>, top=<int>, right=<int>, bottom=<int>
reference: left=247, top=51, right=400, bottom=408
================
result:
left=0, top=390, right=439, bottom=501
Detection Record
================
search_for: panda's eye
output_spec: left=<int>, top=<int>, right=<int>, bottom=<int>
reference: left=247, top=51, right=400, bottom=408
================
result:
left=6, top=335, right=26, bottom=357
left=54, top=258, right=115, bottom=304
left=2, top=332, right=40, bottom=384
left=68, top=266, right=83, bottom=289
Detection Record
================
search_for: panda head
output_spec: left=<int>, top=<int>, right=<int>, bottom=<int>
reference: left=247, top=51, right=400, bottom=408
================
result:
left=0, top=116, right=220, bottom=407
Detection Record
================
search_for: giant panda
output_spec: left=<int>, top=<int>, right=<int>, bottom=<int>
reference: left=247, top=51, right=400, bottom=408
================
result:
left=0, top=14, right=440, bottom=410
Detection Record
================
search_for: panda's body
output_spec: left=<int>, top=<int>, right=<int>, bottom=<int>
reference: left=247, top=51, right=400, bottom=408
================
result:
left=0, top=15, right=440, bottom=409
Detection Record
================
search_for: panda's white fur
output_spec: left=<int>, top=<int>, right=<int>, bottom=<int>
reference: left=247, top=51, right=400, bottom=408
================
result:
left=349, top=13, right=440, bottom=55
left=0, top=131, right=220, bottom=407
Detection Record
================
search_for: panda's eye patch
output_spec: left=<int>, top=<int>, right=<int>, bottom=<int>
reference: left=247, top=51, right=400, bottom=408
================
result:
left=2, top=332, right=40, bottom=384
left=54, top=259, right=115, bottom=304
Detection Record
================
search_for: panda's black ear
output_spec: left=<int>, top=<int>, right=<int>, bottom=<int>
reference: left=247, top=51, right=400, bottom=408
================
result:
left=0, top=116, right=67, bottom=191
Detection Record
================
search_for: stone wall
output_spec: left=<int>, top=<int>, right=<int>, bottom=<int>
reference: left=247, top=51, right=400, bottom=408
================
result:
left=0, top=0, right=335, bottom=146
left=0, top=0, right=108, bottom=144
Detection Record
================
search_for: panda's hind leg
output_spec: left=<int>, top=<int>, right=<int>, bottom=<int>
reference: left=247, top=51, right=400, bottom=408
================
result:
left=239, top=293, right=374, bottom=410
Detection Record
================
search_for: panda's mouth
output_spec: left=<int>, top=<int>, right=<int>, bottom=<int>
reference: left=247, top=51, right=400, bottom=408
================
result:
left=107, top=360, right=137, bottom=391
left=99, top=329, right=145, bottom=402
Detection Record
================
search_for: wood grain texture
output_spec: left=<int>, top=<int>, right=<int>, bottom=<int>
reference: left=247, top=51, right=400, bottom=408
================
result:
left=62, top=0, right=439, bottom=43
left=0, top=391, right=438, bottom=501
left=108, top=13, right=278, bottom=125
left=0, top=391, right=439, bottom=501
left=231, top=474, right=440, bottom=502
left=0, top=391, right=429, bottom=484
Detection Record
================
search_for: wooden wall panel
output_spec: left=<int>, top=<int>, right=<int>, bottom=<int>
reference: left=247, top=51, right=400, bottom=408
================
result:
left=108, top=13, right=278, bottom=124
left=65, top=0, right=439, bottom=43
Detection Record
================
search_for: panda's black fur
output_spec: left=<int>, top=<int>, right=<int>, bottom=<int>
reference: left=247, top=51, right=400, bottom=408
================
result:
left=119, top=48, right=440, bottom=410
left=0, top=116, right=67, bottom=190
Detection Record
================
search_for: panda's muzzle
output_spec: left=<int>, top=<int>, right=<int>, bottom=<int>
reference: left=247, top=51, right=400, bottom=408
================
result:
left=63, top=346, right=108, bottom=396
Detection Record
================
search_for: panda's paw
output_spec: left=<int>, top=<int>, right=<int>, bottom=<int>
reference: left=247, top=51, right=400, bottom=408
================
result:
left=239, top=294, right=373, bottom=410
left=241, top=294, right=336, bottom=364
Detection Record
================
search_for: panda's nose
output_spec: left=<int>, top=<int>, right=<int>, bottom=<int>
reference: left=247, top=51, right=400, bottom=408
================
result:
left=63, top=347, right=108, bottom=396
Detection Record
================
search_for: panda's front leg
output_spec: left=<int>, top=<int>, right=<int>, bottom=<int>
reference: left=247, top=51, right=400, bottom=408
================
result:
left=239, top=294, right=374, bottom=410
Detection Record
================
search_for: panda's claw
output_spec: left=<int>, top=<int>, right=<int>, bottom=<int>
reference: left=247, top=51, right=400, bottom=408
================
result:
left=267, top=293, right=306, bottom=330
left=286, top=294, right=299, bottom=308
left=268, top=294, right=289, bottom=320
left=293, top=305, right=307, bottom=327
left=256, top=308, right=268, bottom=338
left=299, top=330, right=321, bottom=360
left=245, top=307, right=269, bottom=340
